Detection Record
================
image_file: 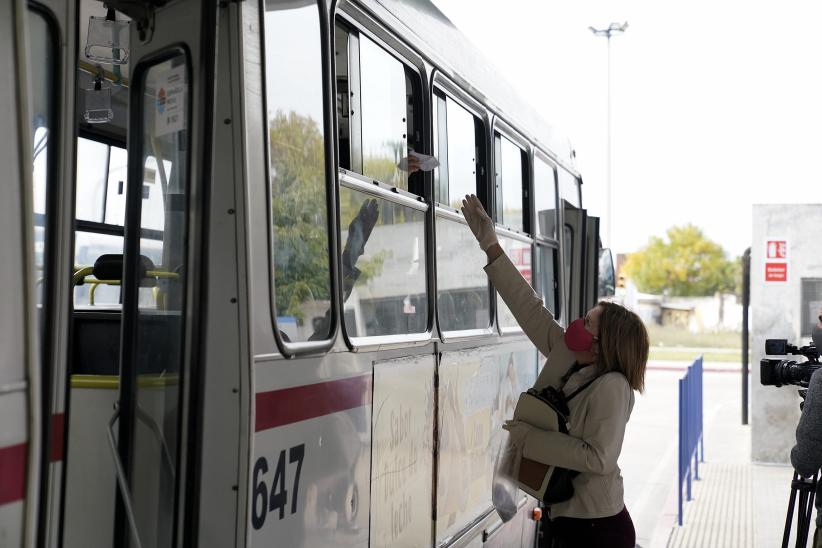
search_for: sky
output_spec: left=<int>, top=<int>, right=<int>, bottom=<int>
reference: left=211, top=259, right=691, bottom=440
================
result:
left=432, top=0, right=822, bottom=257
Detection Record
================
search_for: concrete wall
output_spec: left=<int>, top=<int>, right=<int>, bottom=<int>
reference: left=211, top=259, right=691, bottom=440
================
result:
left=751, top=204, right=822, bottom=463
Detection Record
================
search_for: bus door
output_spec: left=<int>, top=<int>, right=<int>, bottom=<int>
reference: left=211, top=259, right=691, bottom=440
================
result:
left=0, top=2, right=41, bottom=546
left=583, top=215, right=601, bottom=312
left=105, top=2, right=215, bottom=547
left=562, top=201, right=587, bottom=322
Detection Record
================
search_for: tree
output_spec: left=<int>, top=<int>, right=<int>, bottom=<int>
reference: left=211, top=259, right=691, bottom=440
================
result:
left=269, top=111, right=388, bottom=323
left=622, top=224, right=740, bottom=297
left=269, top=111, right=330, bottom=321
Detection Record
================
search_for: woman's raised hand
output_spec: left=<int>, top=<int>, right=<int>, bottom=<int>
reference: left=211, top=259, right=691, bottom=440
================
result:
left=461, top=194, right=498, bottom=251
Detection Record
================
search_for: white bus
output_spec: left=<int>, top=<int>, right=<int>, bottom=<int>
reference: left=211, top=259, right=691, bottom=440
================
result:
left=0, top=0, right=615, bottom=546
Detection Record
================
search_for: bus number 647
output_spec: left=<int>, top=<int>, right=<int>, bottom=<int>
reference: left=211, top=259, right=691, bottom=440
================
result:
left=251, top=444, right=305, bottom=529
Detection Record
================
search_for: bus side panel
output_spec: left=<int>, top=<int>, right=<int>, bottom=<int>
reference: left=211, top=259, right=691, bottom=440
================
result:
left=436, top=343, right=536, bottom=544
left=0, top=0, right=37, bottom=543
left=251, top=355, right=371, bottom=547
left=370, top=355, right=435, bottom=547
left=0, top=392, right=27, bottom=547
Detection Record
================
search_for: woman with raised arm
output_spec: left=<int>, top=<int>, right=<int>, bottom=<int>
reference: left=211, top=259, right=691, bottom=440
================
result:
left=461, top=194, right=649, bottom=548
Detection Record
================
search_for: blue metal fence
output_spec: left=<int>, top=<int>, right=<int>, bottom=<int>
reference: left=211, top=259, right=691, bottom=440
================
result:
left=678, top=356, right=704, bottom=526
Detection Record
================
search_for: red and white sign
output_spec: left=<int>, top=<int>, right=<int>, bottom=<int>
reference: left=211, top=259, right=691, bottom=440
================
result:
left=765, top=262, right=788, bottom=283
left=766, top=239, right=788, bottom=260
left=764, top=238, right=788, bottom=283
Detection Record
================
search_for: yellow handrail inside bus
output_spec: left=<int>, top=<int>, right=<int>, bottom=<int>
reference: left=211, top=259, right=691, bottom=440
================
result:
left=88, top=280, right=120, bottom=305
left=73, top=266, right=179, bottom=306
left=71, top=374, right=179, bottom=389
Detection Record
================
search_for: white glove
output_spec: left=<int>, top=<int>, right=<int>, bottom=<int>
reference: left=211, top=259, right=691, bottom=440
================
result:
left=461, top=194, right=498, bottom=251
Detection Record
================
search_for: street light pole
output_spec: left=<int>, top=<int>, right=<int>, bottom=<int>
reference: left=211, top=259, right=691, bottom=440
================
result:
left=589, top=21, right=627, bottom=251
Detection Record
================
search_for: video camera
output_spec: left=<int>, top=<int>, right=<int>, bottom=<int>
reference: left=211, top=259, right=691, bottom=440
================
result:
left=760, top=339, right=821, bottom=388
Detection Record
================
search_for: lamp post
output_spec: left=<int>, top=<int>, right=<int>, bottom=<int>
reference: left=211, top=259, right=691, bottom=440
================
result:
left=589, top=21, right=627, bottom=250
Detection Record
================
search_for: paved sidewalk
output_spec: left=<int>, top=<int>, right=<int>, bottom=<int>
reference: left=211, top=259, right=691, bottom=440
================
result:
left=621, top=367, right=806, bottom=548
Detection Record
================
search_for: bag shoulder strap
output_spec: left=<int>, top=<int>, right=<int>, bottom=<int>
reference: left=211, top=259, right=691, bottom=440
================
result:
left=565, top=376, right=600, bottom=402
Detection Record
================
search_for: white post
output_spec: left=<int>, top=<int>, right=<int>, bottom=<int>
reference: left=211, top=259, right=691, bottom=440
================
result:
left=589, top=22, right=627, bottom=251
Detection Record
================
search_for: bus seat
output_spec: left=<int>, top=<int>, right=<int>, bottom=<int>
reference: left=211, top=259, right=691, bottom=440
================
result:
left=92, top=253, right=157, bottom=286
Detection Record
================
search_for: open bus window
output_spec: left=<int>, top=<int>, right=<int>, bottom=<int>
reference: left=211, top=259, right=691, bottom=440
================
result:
left=265, top=0, right=333, bottom=343
left=335, top=24, right=423, bottom=196
left=494, top=133, right=527, bottom=232
left=534, top=156, right=558, bottom=240
left=433, top=92, right=484, bottom=209
left=335, top=23, right=352, bottom=171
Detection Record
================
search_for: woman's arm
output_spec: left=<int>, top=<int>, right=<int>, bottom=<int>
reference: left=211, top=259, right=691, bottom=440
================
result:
left=461, top=195, right=564, bottom=356
left=521, top=374, right=632, bottom=475
left=484, top=248, right=564, bottom=357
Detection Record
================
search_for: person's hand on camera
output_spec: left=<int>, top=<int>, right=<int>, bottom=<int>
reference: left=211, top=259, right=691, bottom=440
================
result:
left=503, top=419, right=531, bottom=449
left=461, top=194, right=498, bottom=251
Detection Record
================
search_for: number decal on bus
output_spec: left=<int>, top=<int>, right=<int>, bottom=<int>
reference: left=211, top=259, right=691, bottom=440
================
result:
left=251, top=444, right=305, bottom=529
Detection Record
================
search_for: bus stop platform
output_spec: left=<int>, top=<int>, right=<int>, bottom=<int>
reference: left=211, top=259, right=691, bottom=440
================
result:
left=621, top=366, right=806, bottom=548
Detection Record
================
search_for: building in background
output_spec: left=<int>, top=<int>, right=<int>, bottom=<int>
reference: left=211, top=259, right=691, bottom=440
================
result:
left=751, top=204, right=822, bottom=463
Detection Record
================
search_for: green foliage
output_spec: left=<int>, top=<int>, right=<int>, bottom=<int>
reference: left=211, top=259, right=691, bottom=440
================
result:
left=623, top=224, right=740, bottom=297
left=363, top=156, right=400, bottom=187
left=269, top=111, right=330, bottom=322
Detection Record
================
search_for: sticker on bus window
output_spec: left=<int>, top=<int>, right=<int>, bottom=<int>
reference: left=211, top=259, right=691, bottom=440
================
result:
left=154, top=65, right=186, bottom=137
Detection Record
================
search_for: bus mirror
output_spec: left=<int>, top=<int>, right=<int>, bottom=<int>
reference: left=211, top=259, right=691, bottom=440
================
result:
left=598, top=248, right=615, bottom=298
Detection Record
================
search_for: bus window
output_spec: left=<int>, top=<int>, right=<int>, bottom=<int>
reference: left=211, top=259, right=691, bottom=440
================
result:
left=559, top=168, right=580, bottom=207
left=335, top=23, right=354, bottom=171
left=336, top=24, right=423, bottom=196
left=534, top=156, right=558, bottom=240
left=563, top=224, right=573, bottom=319
left=75, top=137, right=109, bottom=222
left=536, top=244, right=559, bottom=317
left=435, top=213, right=490, bottom=332
left=494, top=133, right=527, bottom=232
left=28, top=7, right=54, bottom=306
left=264, top=0, right=333, bottom=343
left=496, top=235, right=532, bottom=330
left=339, top=185, right=427, bottom=338
left=433, top=92, right=484, bottom=209
left=360, top=37, right=407, bottom=189
left=74, top=137, right=164, bottom=306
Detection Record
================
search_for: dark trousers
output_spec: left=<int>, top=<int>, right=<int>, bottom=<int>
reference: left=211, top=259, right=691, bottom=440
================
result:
left=541, top=506, right=636, bottom=548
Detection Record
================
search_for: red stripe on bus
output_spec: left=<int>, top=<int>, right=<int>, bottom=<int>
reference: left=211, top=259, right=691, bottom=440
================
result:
left=0, top=442, right=27, bottom=505
left=255, top=375, right=372, bottom=432
left=50, top=413, right=64, bottom=462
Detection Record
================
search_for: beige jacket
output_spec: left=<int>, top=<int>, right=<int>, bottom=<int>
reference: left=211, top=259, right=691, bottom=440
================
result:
left=485, top=253, right=635, bottom=519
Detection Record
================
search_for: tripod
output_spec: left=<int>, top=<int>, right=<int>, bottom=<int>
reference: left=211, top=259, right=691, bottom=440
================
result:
left=782, top=470, right=818, bottom=548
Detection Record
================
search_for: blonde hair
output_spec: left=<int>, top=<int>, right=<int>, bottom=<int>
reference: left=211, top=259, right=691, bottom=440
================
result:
left=595, top=301, right=649, bottom=393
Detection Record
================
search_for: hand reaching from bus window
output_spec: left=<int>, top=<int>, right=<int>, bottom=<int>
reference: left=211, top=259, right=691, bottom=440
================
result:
left=407, top=154, right=420, bottom=174
left=461, top=194, right=499, bottom=252
left=343, top=199, right=379, bottom=271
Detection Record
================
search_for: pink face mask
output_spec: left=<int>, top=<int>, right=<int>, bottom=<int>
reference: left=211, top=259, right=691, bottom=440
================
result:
left=564, top=318, right=595, bottom=352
